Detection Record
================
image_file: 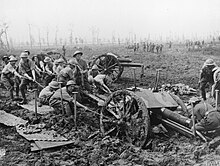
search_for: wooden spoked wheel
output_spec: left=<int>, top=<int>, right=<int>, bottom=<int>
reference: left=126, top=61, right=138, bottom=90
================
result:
left=91, top=54, right=123, bottom=82
left=100, top=90, right=150, bottom=147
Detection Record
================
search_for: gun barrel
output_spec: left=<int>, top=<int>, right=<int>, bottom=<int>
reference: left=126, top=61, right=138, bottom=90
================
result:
left=160, top=108, right=191, bottom=127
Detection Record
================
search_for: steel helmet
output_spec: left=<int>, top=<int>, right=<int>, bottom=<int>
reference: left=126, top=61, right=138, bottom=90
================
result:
left=48, top=81, right=59, bottom=89
left=66, top=80, right=77, bottom=86
left=44, top=57, right=51, bottom=63
left=9, top=56, right=17, bottom=62
left=68, top=58, right=78, bottom=66
left=20, top=52, right=28, bottom=58
left=73, top=50, right=83, bottom=57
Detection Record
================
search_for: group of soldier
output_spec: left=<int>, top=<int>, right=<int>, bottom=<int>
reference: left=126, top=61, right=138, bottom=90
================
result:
left=133, top=42, right=163, bottom=53
left=1, top=51, right=220, bottom=133
left=1, top=50, right=112, bottom=115
left=192, top=58, right=220, bottom=132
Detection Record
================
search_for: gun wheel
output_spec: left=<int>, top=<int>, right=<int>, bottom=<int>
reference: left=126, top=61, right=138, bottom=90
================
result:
left=91, top=54, right=123, bottom=82
left=100, top=90, right=150, bottom=148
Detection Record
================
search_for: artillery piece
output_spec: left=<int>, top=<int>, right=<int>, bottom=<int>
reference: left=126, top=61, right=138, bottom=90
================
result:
left=90, top=52, right=144, bottom=82
left=85, top=83, right=201, bottom=149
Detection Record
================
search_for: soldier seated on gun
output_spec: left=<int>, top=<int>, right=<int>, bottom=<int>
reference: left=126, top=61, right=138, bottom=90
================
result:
left=88, top=64, right=112, bottom=94
left=57, top=59, right=78, bottom=87
left=38, top=80, right=59, bottom=107
left=18, top=52, right=36, bottom=104
left=1, top=56, right=23, bottom=100
left=199, top=58, right=217, bottom=101
left=188, top=97, right=220, bottom=132
left=49, top=80, right=82, bottom=115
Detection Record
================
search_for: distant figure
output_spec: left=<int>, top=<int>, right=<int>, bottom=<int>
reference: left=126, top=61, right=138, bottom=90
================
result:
left=136, top=43, right=139, bottom=51
left=169, top=41, right=172, bottom=48
left=156, top=44, right=160, bottom=53
left=159, top=44, right=163, bottom=53
left=133, top=43, right=137, bottom=52
left=143, top=42, right=146, bottom=52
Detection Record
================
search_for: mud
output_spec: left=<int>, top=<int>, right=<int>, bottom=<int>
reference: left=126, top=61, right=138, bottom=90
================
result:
left=1, top=44, right=220, bottom=165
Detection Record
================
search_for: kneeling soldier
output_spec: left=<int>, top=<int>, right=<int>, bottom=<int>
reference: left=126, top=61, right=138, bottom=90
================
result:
left=1, top=56, right=23, bottom=100
left=38, top=80, right=59, bottom=107
left=49, top=80, right=81, bottom=115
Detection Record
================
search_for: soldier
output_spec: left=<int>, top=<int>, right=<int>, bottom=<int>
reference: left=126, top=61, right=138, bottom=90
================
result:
left=1, top=55, right=10, bottom=69
left=18, top=52, right=36, bottom=104
left=49, top=80, right=82, bottom=115
left=88, top=64, right=112, bottom=93
left=1, top=56, right=23, bottom=100
left=156, top=44, right=160, bottom=53
left=52, top=59, right=59, bottom=75
left=32, top=54, right=44, bottom=80
left=143, top=42, right=146, bottom=52
left=72, top=50, right=91, bottom=91
left=57, top=59, right=78, bottom=87
left=56, top=58, right=66, bottom=73
left=199, top=59, right=217, bottom=100
left=38, top=80, right=59, bottom=107
left=211, top=66, right=220, bottom=106
left=188, top=97, right=220, bottom=132
left=159, top=44, right=163, bottom=53
left=43, top=57, right=55, bottom=86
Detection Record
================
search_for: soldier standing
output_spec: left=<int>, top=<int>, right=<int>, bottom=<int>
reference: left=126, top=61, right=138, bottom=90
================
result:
left=18, top=52, right=36, bottom=104
left=199, top=59, right=217, bottom=101
left=1, top=56, right=23, bottom=100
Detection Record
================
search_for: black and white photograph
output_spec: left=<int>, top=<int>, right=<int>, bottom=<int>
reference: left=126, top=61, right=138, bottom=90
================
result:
left=1, top=0, right=220, bottom=165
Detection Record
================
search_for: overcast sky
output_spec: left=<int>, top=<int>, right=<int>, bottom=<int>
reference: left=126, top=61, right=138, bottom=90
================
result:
left=1, top=0, right=220, bottom=44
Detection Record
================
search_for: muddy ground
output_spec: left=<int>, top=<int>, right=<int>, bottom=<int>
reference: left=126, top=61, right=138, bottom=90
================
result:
left=1, top=44, right=220, bottom=166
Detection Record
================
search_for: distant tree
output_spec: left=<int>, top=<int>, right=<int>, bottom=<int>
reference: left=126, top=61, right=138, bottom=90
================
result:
left=0, top=22, right=10, bottom=49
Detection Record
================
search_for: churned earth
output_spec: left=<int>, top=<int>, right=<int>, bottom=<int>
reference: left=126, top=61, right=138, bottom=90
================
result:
left=1, top=44, right=220, bottom=166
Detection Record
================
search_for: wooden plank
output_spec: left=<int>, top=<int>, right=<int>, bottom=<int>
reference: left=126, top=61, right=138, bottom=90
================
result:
left=0, top=110, right=28, bottom=126
left=16, top=126, right=68, bottom=141
left=31, top=140, right=74, bottom=151
left=18, top=100, right=54, bottom=114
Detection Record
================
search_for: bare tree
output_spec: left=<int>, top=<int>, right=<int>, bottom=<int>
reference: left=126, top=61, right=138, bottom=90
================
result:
left=38, top=28, right=41, bottom=49
left=46, top=27, right=49, bottom=46
left=0, top=22, right=10, bottom=49
left=28, top=24, right=32, bottom=48
left=55, top=26, right=58, bottom=46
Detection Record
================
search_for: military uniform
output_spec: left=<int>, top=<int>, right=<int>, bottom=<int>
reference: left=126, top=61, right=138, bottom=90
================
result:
left=199, top=59, right=217, bottom=100
left=58, top=66, right=75, bottom=86
left=193, top=102, right=214, bottom=122
left=1, top=59, right=21, bottom=99
left=44, top=57, right=55, bottom=86
left=18, top=53, right=36, bottom=104
left=195, top=110, right=220, bottom=131
left=49, top=86, right=80, bottom=115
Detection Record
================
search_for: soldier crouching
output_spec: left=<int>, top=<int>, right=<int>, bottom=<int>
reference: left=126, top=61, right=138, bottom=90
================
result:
left=38, top=80, right=59, bottom=107
left=49, top=80, right=81, bottom=115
